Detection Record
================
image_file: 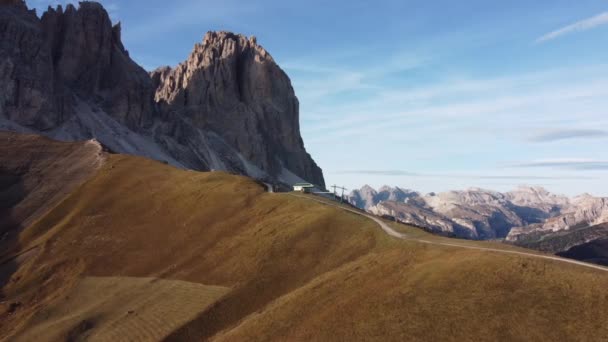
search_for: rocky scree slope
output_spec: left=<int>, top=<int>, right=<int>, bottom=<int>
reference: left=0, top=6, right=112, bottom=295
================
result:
left=0, top=0, right=323, bottom=187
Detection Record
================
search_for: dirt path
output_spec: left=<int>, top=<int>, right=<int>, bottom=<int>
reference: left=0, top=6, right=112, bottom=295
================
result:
left=290, top=194, right=608, bottom=273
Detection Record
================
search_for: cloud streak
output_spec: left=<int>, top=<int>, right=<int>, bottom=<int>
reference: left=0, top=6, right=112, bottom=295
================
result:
left=335, top=170, right=593, bottom=180
left=529, top=129, right=608, bottom=142
left=537, top=11, right=608, bottom=43
left=124, top=0, right=258, bottom=44
left=337, top=170, right=422, bottom=176
left=511, top=159, right=608, bottom=170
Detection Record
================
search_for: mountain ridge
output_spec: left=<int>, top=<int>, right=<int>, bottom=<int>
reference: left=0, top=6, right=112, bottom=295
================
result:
left=0, top=1, right=324, bottom=187
left=348, top=185, right=608, bottom=243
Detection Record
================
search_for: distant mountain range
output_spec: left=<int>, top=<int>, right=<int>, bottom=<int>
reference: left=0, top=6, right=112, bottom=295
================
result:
left=348, top=185, right=608, bottom=263
left=0, top=1, right=323, bottom=188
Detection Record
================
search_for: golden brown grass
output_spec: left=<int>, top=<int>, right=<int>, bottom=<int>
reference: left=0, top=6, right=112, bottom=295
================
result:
left=216, top=245, right=608, bottom=342
left=14, top=277, right=228, bottom=342
left=1, top=135, right=608, bottom=341
left=0, top=132, right=103, bottom=257
left=1, top=153, right=384, bottom=340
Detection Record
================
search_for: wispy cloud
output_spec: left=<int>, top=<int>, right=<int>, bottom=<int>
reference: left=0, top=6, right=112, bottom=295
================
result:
left=529, top=129, right=608, bottom=142
left=511, top=159, right=608, bottom=170
left=536, top=11, right=608, bottom=43
left=284, top=53, right=428, bottom=103
left=337, top=170, right=421, bottom=176
left=335, top=170, right=593, bottom=180
left=124, top=0, right=258, bottom=43
left=302, top=69, right=608, bottom=144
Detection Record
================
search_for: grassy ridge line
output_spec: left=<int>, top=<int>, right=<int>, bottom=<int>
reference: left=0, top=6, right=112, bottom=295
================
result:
left=288, top=194, right=406, bottom=238
left=289, top=193, right=608, bottom=273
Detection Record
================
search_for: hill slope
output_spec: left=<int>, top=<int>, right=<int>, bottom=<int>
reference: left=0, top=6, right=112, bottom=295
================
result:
left=1, top=133, right=608, bottom=341
left=0, top=1, right=323, bottom=187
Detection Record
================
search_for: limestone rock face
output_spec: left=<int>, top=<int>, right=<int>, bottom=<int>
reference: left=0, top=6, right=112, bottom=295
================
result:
left=0, top=2, right=56, bottom=128
left=348, top=185, right=607, bottom=240
left=348, top=185, right=379, bottom=209
left=368, top=200, right=465, bottom=237
left=507, top=195, right=608, bottom=241
left=0, top=1, right=154, bottom=129
left=151, top=31, right=324, bottom=186
left=39, top=2, right=156, bottom=129
left=0, top=1, right=324, bottom=187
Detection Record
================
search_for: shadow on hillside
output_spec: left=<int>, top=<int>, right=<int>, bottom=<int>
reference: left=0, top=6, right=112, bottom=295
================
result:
left=557, top=238, right=608, bottom=266
left=0, top=168, right=25, bottom=299
left=508, top=204, right=554, bottom=225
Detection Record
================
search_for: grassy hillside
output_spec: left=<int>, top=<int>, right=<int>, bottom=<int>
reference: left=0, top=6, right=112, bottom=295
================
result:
left=16, top=277, right=229, bottom=342
left=0, top=132, right=104, bottom=256
left=1, top=134, right=608, bottom=341
left=1, top=152, right=385, bottom=340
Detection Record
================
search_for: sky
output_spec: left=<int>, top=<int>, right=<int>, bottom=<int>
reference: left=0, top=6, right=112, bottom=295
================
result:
left=30, top=0, right=608, bottom=196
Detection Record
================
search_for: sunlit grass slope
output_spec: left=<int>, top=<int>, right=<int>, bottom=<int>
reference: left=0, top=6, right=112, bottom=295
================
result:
left=0, top=132, right=103, bottom=258
left=15, top=277, right=229, bottom=342
left=1, top=153, right=385, bottom=340
left=1, top=136, right=607, bottom=341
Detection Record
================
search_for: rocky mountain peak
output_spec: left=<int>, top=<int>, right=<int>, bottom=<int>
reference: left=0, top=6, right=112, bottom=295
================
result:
left=574, top=193, right=595, bottom=200
left=1, top=2, right=324, bottom=187
left=515, top=185, right=549, bottom=193
left=506, top=186, right=570, bottom=209
left=199, top=31, right=269, bottom=59
left=349, top=185, right=421, bottom=211
left=348, top=184, right=608, bottom=240
left=150, top=29, right=324, bottom=186
left=154, top=30, right=281, bottom=107
left=360, top=184, right=377, bottom=193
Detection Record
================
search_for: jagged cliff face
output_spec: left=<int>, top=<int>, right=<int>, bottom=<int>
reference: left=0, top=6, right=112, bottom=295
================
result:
left=507, top=195, right=608, bottom=241
left=0, top=1, right=56, bottom=128
left=348, top=185, right=418, bottom=210
left=0, top=1, right=324, bottom=187
left=1, top=1, right=154, bottom=129
left=349, top=185, right=607, bottom=241
left=150, top=32, right=323, bottom=186
left=41, top=3, right=156, bottom=129
left=350, top=186, right=534, bottom=239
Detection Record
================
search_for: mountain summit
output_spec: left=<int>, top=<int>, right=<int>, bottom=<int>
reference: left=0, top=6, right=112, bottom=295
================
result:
left=0, top=1, right=324, bottom=187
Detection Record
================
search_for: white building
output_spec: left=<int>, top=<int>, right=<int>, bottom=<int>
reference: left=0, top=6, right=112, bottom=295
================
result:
left=293, top=183, right=314, bottom=192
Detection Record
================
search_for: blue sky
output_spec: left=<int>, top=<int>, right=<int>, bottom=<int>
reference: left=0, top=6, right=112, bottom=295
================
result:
left=31, top=0, right=608, bottom=196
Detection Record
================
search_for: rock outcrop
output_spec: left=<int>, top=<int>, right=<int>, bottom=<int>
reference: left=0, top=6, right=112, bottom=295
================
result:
left=1, top=2, right=154, bottom=129
left=507, top=195, right=608, bottom=241
left=368, top=200, right=466, bottom=237
left=150, top=31, right=323, bottom=186
left=0, top=1, right=324, bottom=187
left=349, top=185, right=607, bottom=240
left=348, top=185, right=417, bottom=210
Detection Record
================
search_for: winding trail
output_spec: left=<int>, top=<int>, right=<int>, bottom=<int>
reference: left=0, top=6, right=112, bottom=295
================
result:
left=290, top=193, right=608, bottom=273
